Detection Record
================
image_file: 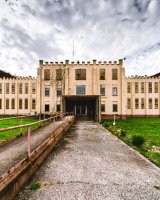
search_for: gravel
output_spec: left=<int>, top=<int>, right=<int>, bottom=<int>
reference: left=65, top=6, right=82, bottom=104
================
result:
left=15, top=121, right=160, bottom=200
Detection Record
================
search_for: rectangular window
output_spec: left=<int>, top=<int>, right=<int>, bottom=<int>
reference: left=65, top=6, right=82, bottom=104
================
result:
left=154, top=82, right=158, bottom=93
left=112, top=87, right=118, bottom=96
left=25, top=98, right=28, bottom=109
left=76, top=85, right=86, bottom=95
left=32, top=99, right=36, bottom=109
left=45, top=88, right=50, bottom=96
left=32, top=83, right=36, bottom=94
left=12, top=83, right=15, bottom=94
left=56, top=69, right=62, bottom=80
left=149, top=98, right=152, bottom=109
left=75, top=69, right=86, bottom=80
left=135, top=98, right=139, bottom=109
left=100, top=69, right=105, bottom=80
left=148, top=82, right=152, bottom=93
left=56, top=104, right=61, bottom=112
left=127, top=82, right=131, bottom=93
left=141, top=82, right=144, bottom=93
left=0, top=83, right=2, bottom=94
left=19, top=99, right=22, bottom=109
left=0, top=99, right=2, bottom=109
left=6, top=83, right=9, bottom=94
left=56, top=88, right=62, bottom=96
left=25, top=83, right=28, bottom=94
left=127, top=98, right=131, bottom=109
left=141, top=98, right=144, bottom=109
left=155, top=98, right=158, bottom=109
left=113, top=104, right=118, bottom=112
left=44, top=69, right=50, bottom=80
left=100, top=85, right=105, bottom=96
left=101, top=104, right=105, bottom=112
left=6, top=99, right=9, bottom=109
left=11, top=98, right=15, bottom=109
left=135, top=82, right=138, bottom=93
left=45, top=104, right=50, bottom=112
left=19, top=83, right=23, bottom=94
left=112, top=69, right=118, bottom=80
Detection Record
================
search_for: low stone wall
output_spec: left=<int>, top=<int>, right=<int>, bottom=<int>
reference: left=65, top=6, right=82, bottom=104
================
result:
left=0, top=116, right=75, bottom=200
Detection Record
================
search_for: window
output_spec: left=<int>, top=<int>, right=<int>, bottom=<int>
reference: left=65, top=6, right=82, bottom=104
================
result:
left=141, top=82, right=144, bottom=93
left=6, top=99, right=9, bottom=109
left=127, top=82, right=131, bottom=93
left=76, top=85, right=86, bottom=95
left=113, top=103, right=118, bottom=112
left=19, top=83, right=23, bottom=94
left=57, top=88, right=62, bottom=96
left=135, top=98, right=139, bottom=109
left=148, top=82, right=152, bottom=93
left=45, top=104, right=50, bottom=112
left=45, top=88, right=50, bottom=96
left=44, top=69, right=50, bottom=80
left=25, top=83, right=28, bottom=94
left=6, top=83, right=9, bottom=94
left=12, top=83, right=15, bottom=94
left=141, top=98, right=144, bottom=109
left=19, top=99, right=22, bottom=109
left=32, top=83, right=36, bottom=94
left=135, top=82, right=138, bottom=93
left=100, top=85, right=105, bottom=96
left=0, top=99, right=2, bottom=109
left=11, top=99, right=15, bottom=109
left=0, top=83, right=2, bottom=94
left=101, top=104, right=105, bottom=112
left=100, top=69, right=105, bottom=80
left=127, top=98, right=131, bottom=109
left=149, top=98, right=152, bottom=109
left=25, top=98, right=28, bottom=109
left=56, top=69, right=62, bottom=80
left=32, top=99, right=36, bottom=109
left=155, top=98, right=158, bottom=109
left=154, top=82, right=158, bottom=93
left=75, top=69, right=86, bottom=80
left=112, top=87, right=118, bottom=96
left=56, top=104, right=61, bottom=112
left=112, top=69, right=118, bottom=80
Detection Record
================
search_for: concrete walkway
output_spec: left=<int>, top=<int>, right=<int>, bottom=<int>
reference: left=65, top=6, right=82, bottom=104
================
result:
left=0, top=117, right=71, bottom=176
left=15, top=121, right=160, bottom=200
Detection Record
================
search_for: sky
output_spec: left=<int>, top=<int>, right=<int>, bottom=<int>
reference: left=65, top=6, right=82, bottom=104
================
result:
left=0, top=0, right=160, bottom=77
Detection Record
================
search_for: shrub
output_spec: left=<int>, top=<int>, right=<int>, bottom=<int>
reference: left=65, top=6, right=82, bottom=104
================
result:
left=119, top=130, right=126, bottom=137
left=102, top=121, right=110, bottom=128
left=132, top=136, right=145, bottom=147
left=30, top=182, right=41, bottom=190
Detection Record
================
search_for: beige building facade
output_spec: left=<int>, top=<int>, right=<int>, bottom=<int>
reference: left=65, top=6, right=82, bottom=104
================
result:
left=0, top=59, right=160, bottom=121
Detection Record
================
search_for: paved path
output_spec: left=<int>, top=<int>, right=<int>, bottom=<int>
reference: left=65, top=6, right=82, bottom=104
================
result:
left=0, top=117, right=71, bottom=176
left=15, top=121, right=160, bottom=200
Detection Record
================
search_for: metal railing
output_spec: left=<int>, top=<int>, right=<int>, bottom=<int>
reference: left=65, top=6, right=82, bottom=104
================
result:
left=0, top=112, right=74, bottom=157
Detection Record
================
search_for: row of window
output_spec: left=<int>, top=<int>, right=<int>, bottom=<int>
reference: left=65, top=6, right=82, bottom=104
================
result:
left=44, top=68, right=118, bottom=81
left=127, top=82, right=158, bottom=93
left=101, top=103, right=118, bottom=112
left=45, top=104, right=61, bottom=112
left=0, top=99, right=36, bottom=110
left=45, top=87, right=62, bottom=96
left=127, top=98, right=158, bottom=109
left=0, top=83, right=36, bottom=94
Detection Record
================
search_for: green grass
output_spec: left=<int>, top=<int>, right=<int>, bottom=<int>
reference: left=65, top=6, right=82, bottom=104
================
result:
left=0, top=116, right=40, bottom=141
left=102, top=118, right=160, bottom=167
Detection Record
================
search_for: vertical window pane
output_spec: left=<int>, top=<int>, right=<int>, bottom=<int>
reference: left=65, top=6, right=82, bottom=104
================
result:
left=56, top=104, right=61, bottom=112
left=12, top=83, right=15, bottom=94
left=6, top=99, right=9, bottom=109
left=112, top=69, right=118, bottom=80
left=149, top=98, right=152, bottom=109
left=154, top=82, right=158, bottom=93
left=19, top=83, right=23, bottom=94
left=135, top=82, right=138, bottom=93
left=135, top=98, right=139, bottom=109
left=100, top=69, right=105, bottom=80
left=141, top=82, right=144, bottom=93
left=25, top=98, right=28, bottom=109
left=19, top=99, right=22, bottom=109
left=0, top=83, right=2, bottom=94
left=56, top=88, right=62, bottom=96
left=75, top=69, right=86, bottom=80
left=112, top=87, right=118, bottom=96
left=45, top=104, right=49, bottom=112
left=155, top=98, right=158, bottom=109
left=148, top=82, right=152, bottom=93
left=127, top=82, right=131, bottom=93
left=32, top=99, right=36, bottom=109
left=11, top=98, right=15, bottom=109
left=0, top=99, right=2, bottom=109
left=6, top=83, right=9, bottom=94
left=25, top=83, right=28, bottom=94
left=127, top=98, right=131, bottom=109
left=44, top=69, right=50, bottom=80
left=100, top=85, right=105, bottom=96
left=101, top=104, right=105, bottom=112
left=113, top=104, right=118, bottom=112
left=56, top=69, right=62, bottom=80
left=45, top=88, right=50, bottom=96
left=141, top=98, right=144, bottom=109
left=32, top=83, right=36, bottom=94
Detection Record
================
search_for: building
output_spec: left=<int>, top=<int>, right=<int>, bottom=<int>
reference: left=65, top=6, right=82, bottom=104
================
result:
left=0, top=59, right=160, bottom=121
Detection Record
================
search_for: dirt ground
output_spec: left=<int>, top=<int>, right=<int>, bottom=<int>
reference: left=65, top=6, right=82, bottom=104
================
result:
left=15, top=121, right=160, bottom=200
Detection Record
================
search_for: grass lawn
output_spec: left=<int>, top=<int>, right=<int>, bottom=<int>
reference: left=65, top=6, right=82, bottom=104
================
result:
left=0, top=116, right=39, bottom=141
left=102, top=118, right=160, bottom=167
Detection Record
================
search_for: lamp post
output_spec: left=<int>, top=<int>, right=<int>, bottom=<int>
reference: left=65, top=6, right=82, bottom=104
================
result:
left=113, top=114, right=116, bottom=126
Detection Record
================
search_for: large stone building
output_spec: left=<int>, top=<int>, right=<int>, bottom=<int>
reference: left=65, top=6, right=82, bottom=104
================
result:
left=0, top=59, right=160, bottom=121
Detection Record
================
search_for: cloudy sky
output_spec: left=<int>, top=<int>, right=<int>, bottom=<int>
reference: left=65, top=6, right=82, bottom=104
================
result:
left=0, top=0, right=160, bottom=77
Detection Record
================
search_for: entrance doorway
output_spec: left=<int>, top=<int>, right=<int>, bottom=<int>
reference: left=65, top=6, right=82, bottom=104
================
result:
left=62, top=95, right=100, bottom=121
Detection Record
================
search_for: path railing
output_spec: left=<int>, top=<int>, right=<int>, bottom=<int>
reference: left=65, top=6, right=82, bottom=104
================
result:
left=0, top=112, right=74, bottom=157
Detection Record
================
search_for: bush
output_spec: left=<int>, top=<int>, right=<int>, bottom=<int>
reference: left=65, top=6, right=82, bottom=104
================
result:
left=30, top=182, right=41, bottom=190
left=119, top=130, right=126, bottom=137
left=132, top=136, right=145, bottom=147
left=103, top=121, right=110, bottom=128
